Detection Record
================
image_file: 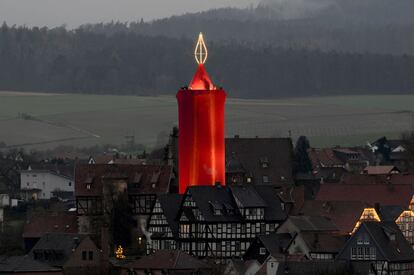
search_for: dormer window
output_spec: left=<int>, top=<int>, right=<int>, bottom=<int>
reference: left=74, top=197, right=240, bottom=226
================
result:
left=209, top=201, right=223, bottom=216
left=260, top=157, right=269, bottom=168
left=151, top=172, right=160, bottom=184
left=132, top=173, right=142, bottom=185
left=224, top=203, right=235, bottom=215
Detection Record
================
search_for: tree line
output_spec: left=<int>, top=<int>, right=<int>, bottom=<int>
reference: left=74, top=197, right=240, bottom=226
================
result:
left=1, top=23, right=414, bottom=98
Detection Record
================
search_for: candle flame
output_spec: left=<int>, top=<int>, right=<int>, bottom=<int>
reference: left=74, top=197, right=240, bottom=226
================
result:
left=194, top=33, right=208, bottom=65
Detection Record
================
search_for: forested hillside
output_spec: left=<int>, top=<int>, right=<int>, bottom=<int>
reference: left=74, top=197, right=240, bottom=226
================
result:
left=81, top=0, right=414, bottom=55
left=1, top=23, right=414, bottom=98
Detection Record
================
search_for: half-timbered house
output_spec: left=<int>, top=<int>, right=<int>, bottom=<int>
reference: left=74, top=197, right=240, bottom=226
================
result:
left=146, top=194, right=182, bottom=253
left=75, top=164, right=173, bottom=240
left=337, top=221, right=414, bottom=274
left=146, top=184, right=288, bottom=260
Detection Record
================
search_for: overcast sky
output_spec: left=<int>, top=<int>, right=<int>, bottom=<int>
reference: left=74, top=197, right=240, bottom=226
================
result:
left=0, top=0, right=259, bottom=28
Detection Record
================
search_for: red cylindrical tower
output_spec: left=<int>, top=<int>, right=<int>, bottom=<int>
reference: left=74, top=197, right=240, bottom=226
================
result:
left=177, top=34, right=227, bottom=194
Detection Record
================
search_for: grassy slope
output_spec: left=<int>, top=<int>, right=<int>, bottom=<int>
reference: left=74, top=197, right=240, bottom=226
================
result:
left=0, top=92, right=412, bottom=149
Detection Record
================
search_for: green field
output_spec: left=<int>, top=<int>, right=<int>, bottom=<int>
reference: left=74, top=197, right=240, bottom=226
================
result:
left=0, top=92, right=412, bottom=151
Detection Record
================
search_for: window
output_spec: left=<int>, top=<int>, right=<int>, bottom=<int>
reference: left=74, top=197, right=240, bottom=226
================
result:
left=82, top=251, right=87, bottom=260
left=247, top=177, right=252, bottom=183
left=259, top=247, right=267, bottom=255
left=69, top=182, right=72, bottom=187
left=89, top=251, right=93, bottom=260
left=262, top=176, right=269, bottom=184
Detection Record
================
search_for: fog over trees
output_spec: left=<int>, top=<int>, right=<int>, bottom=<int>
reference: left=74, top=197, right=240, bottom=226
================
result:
left=1, top=0, right=414, bottom=98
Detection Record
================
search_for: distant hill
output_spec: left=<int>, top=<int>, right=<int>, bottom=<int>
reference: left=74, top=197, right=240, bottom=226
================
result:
left=80, top=0, right=414, bottom=55
left=1, top=23, right=414, bottom=98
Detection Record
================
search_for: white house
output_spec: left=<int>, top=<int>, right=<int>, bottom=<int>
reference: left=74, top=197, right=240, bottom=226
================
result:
left=20, top=165, right=74, bottom=200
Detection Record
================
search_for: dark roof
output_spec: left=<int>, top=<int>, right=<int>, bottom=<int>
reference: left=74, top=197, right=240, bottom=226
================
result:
left=300, top=232, right=346, bottom=253
left=378, top=205, right=405, bottom=222
left=230, top=186, right=267, bottom=208
left=298, top=200, right=369, bottom=234
left=23, top=211, right=78, bottom=238
left=258, top=233, right=292, bottom=257
left=157, top=194, right=183, bottom=237
left=316, top=183, right=414, bottom=207
left=276, top=261, right=348, bottom=275
left=25, top=163, right=74, bottom=179
left=254, top=186, right=288, bottom=220
left=358, top=222, right=414, bottom=262
left=226, top=137, right=294, bottom=186
left=288, top=216, right=338, bottom=232
left=184, top=185, right=287, bottom=223
left=0, top=255, right=61, bottom=273
left=186, top=186, right=242, bottom=222
left=75, top=164, right=172, bottom=196
left=126, top=250, right=212, bottom=270
left=226, top=154, right=246, bottom=173
left=30, top=233, right=89, bottom=266
left=340, top=173, right=414, bottom=185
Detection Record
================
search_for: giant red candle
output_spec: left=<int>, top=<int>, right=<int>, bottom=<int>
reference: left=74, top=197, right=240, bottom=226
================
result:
left=177, top=33, right=227, bottom=194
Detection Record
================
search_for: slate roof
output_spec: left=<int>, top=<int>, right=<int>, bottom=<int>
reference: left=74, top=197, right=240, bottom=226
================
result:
left=258, top=233, right=293, bottom=257
left=186, top=186, right=242, bottom=222
left=126, top=250, right=212, bottom=270
left=357, top=222, right=414, bottom=262
left=288, top=216, right=339, bottom=232
left=300, top=232, right=347, bottom=253
left=75, top=164, right=172, bottom=196
left=30, top=233, right=88, bottom=267
left=157, top=194, right=183, bottom=237
left=297, top=200, right=369, bottom=234
left=225, top=137, right=294, bottom=186
left=377, top=205, right=405, bottom=222
left=230, top=186, right=267, bottom=208
left=315, top=183, right=414, bottom=207
left=23, top=211, right=78, bottom=238
left=183, top=185, right=287, bottom=223
left=254, top=186, right=288, bottom=221
left=275, top=261, right=348, bottom=275
left=0, top=255, right=61, bottom=273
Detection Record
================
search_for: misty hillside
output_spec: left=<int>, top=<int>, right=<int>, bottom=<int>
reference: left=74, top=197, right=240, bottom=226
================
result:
left=1, top=24, right=414, bottom=99
left=81, top=0, right=414, bottom=55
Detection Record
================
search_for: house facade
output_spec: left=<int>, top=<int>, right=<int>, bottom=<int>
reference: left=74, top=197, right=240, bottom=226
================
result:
left=20, top=166, right=74, bottom=200
left=146, top=185, right=287, bottom=260
left=337, top=221, right=414, bottom=275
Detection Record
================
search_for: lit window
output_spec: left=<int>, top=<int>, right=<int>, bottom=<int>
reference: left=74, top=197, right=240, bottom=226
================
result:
left=262, top=176, right=269, bottom=184
left=259, top=247, right=266, bottom=255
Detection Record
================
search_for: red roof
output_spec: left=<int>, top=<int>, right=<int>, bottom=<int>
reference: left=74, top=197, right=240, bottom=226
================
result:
left=23, top=212, right=78, bottom=238
left=75, top=164, right=172, bottom=196
left=315, top=183, right=414, bottom=208
left=126, top=250, right=211, bottom=270
left=308, top=148, right=343, bottom=168
left=340, top=173, right=414, bottom=185
left=363, top=165, right=399, bottom=175
left=189, top=64, right=215, bottom=90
